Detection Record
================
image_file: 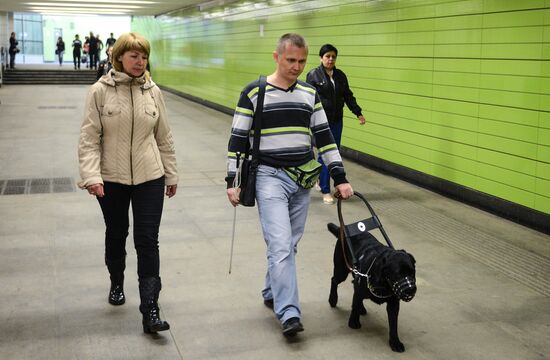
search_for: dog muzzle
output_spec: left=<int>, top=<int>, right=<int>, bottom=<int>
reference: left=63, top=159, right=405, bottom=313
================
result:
left=392, top=276, right=416, bottom=302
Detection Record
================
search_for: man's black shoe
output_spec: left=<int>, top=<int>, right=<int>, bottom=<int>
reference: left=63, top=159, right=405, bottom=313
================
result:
left=264, top=298, right=274, bottom=309
left=282, top=317, right=304, bottom=337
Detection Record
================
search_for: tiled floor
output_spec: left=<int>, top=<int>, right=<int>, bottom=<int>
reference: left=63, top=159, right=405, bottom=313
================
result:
left=0, top=81, right=548, bottom=360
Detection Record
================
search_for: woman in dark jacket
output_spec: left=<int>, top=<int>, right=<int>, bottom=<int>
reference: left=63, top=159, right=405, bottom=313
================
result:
left=306, top=44, right=365, bottom=204
left=56, top=36, right=65, bottom=66
left=8, top=32, right=18, bottom=69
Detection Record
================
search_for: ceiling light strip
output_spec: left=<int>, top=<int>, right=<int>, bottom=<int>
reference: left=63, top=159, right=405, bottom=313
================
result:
left=28, top=7, right=132, bottom=13
left=26, top=2, right=143, bottom=9
left=26, top=3, right=142, bottom=8
left=29, top=0, right=155, bottom=3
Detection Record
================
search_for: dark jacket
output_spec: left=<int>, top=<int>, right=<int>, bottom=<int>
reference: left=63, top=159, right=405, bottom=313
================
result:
left=56, top=41, right=65, bottom=53
left=72, top=39, right=82, bottom=54
left=88, top=36, right=98, bottom=52
left=306, top=64, right=362, bottom=124
left=9, top=37, right=18, bottom=54
left=96, top=59, right=112, bottom=80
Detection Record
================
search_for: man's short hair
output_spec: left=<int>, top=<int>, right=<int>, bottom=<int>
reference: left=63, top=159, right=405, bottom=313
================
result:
left=319, top=44, right=338, bottom=57
left=276, top=33, right=308, bottom=54
left=111, top=32, right=150, bottom=73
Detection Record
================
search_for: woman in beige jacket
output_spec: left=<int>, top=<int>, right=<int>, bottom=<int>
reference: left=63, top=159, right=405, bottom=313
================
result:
left=78, top=32, right=177, bottom=334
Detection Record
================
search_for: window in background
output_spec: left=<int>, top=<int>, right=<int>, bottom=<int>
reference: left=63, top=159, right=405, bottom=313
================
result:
left=14, top=13, right=44, bottom=64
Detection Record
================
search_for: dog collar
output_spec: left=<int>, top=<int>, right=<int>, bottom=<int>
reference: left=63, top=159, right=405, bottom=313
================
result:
left=352, top=257, right=393, bottom=299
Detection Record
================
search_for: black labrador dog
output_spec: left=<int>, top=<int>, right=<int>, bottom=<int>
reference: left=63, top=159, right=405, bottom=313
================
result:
left=327, top=222, right=417, bottom=352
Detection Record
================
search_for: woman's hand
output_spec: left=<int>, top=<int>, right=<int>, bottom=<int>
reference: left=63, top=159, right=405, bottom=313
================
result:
left=166, top=185, right=177, bottom=198
left=358, top=115, right=366, bottom=125
left=87, top=183, right=104, bottom=197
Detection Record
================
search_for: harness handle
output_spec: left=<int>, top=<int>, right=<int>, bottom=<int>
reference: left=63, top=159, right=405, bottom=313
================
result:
left=336, top=191, right=395, bottom=273
left=337, top=194, right=357, bottom=272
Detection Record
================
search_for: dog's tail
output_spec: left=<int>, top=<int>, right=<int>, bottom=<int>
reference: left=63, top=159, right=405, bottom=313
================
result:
left=327, top=223, right=340, bottom=238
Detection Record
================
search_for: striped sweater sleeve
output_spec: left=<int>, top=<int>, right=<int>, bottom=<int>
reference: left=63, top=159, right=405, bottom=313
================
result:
left=310, top=92, right=347, bottom=186
left=226, top=87, right=255, bottom=188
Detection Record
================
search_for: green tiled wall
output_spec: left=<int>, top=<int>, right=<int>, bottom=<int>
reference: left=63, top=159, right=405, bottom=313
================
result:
left=133, top=0, right=550, bottom=215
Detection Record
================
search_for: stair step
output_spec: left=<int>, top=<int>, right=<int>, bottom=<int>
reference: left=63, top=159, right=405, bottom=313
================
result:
left=3, top=68, right=98, bottom=85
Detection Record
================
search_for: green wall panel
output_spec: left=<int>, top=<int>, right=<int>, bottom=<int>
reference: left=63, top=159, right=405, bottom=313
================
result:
left=482, top=60, right=541, bottom=77
left=477, top=148, right=537, bottom=175
left=478, top=133, right=538, bottom=158
left=433, top=84, right=479, bottom=102
left=436, top=0, right=483, bottom=16
left=539, top=128, right=550, bottom=146
left=483, top=0, right=545, bottom=12
left=434, top=59, right=480, bottom=73
left=535, top=194, right=550, bottom=213
left=132, top=0, right=550, bottom=214
left=482, top=27, right=543, bottom=43
left=431, top=111, right=478, bottom=131
left=432, top=164, right=479, bottom=189
left=434, top=14, right=482, bottom=30
left=476, top=177, right=535, bottom=208
left=479, top=104, right=539, bottom=126
left=478, top=119, right=538, bottom=142
left=537, top=160, right=550, bottom=180
left=482, top=44, right=543, bottom=59
left=483, top=9, right=545, bottom=27
left=434, top=29, right=482, bottom=44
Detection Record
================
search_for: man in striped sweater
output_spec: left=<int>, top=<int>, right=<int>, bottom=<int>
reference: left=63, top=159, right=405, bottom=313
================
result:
left=226, top=33, right=354, bottom=337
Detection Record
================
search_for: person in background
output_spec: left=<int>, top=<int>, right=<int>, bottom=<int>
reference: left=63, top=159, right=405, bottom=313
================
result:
left=56, top=36, right=65, bottom=66
left=88, top=32, right=98, bottom=70
left=106, top=32, right=116, bottom=48
left=83, top=36, right=90, bottom=68
left=225, top=33, right=354, bottom=337
left=306, top=44, right=365, bottom=204
left=72, top=34, right=82, bottom=70
left=96, top=34, right=104, bottom=62
left=8, top=32, right=18, bottom=69
left=96, top=46, right=113, bottom=80
left=78, top=32, right=178, bottom=335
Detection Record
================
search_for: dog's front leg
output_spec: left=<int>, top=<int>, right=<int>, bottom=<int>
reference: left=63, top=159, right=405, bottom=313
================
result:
left=348, top=281, right=363, bottom=329
left=329, top=240, right=349, bottom=307
left=386, top=297, right=404, bottom=352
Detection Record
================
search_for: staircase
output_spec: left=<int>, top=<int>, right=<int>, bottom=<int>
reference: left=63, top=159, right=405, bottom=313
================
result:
left=2, top=68, right=97, bottom=85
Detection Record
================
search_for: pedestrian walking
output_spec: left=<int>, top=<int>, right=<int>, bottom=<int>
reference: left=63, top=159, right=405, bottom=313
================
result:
left=225, top=33, right=354, bottom=337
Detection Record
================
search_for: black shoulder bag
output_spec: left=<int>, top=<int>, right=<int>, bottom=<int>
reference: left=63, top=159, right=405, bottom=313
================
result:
left=239, top=75, right=267, bottom=207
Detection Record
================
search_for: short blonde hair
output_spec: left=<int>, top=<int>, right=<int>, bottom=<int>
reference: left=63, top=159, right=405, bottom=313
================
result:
left=276, top=33, right=308, bottom=54
left=111, top=32, right=151, bottom=73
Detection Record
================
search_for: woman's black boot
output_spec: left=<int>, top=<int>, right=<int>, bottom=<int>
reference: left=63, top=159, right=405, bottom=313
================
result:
left=106, top=258, right=125, bottom=305
left=139, top=276, right=170, bottom=334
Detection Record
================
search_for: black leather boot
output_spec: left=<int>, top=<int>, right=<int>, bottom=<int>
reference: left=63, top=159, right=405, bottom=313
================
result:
left=139, top=276, right=170, bottom=334
left=106, top=257, right=125, bottom=305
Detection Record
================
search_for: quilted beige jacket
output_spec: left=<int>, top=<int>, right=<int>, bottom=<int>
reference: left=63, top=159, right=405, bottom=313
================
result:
left=78, top=70, right=178, bottom=188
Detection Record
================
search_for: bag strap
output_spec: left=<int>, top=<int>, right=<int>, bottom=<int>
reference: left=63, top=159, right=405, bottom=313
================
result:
left=247, top=75, right=267, bottom=162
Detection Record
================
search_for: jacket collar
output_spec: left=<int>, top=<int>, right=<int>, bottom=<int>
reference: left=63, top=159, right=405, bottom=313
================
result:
left=99, top=69, right=155, bottom=90
left=317, top=63, right=338, bottom=80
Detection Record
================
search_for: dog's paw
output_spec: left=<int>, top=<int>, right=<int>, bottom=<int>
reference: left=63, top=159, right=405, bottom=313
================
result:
left=389, top=338, right=405, bottom=352
left=348, top=317, right=361, bottom=329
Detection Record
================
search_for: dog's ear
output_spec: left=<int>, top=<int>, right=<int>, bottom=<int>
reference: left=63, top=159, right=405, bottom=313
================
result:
left=327, top=223, right=340, bottom=238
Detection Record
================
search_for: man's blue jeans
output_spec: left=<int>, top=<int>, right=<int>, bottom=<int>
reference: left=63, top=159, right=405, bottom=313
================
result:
left=318, top=121, right=343, bottom=194
left=256, top=165, right=310, bottom=323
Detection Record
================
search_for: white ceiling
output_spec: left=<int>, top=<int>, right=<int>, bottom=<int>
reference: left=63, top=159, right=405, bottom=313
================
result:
left=0, top=0, right=221, bottom=17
